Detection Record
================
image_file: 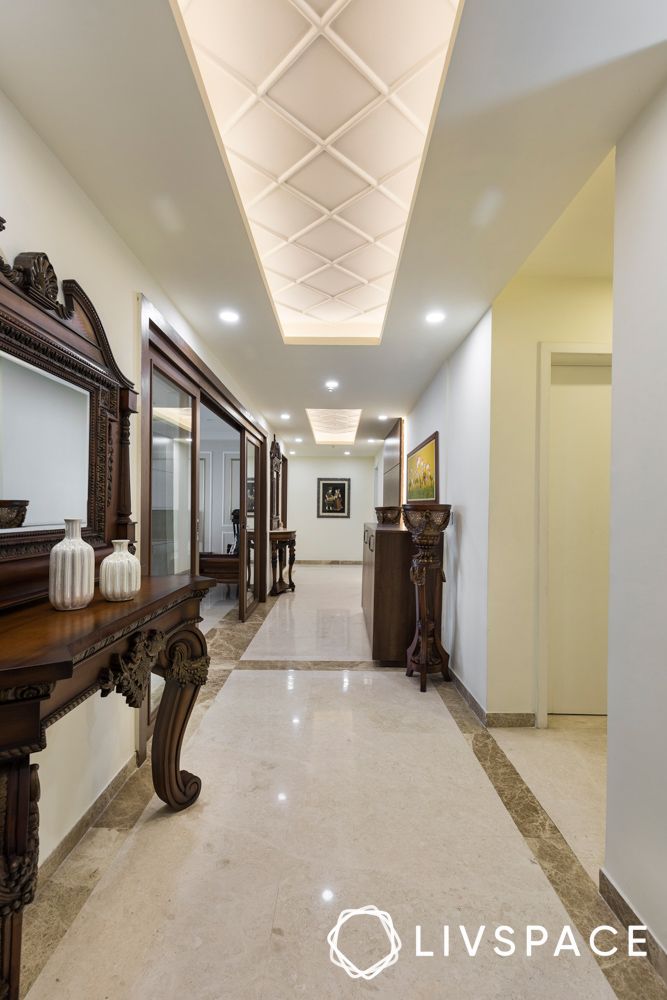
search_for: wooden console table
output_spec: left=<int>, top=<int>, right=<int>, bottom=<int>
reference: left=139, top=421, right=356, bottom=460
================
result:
left=0, top=575, right=215, bottom=1000
left=269, top=530, right=296, bottom=596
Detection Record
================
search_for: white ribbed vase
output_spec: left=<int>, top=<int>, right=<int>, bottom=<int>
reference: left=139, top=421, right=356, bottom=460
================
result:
left=49, top=518, right=95, bottom=611
left=99, top=539, right=141, bottom=602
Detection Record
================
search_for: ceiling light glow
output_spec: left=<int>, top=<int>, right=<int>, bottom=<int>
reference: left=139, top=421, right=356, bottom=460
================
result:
left=289, top=450, right=295, bottom=455
left=368, top=438, right=376, bottom=444
left=280, top=413, right=290, bottom=420
left=219, top=308, right=240, bottom=324
left=378, top=414, right=388, bottom=421
left=425, top=310, right=446, bottom=325
left=295, top=437, right=303, bottom=443
left=325, top=379, right=339, bottom=392
left=344, top=450, right=350, bottom=455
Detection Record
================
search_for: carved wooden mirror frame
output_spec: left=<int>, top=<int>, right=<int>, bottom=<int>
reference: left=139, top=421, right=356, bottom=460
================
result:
left=0, top=217, right=138, bottom=610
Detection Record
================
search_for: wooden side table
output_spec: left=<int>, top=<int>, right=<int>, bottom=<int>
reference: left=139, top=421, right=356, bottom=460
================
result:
left=270, top=530, right=296, bottom=596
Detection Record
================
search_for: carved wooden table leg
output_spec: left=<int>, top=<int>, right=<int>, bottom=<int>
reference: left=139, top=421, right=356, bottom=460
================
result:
left=287, top=538, right=296, bottom=591
left=152, top=631, right=210, bottom=811
left=270, top=539, right=279, bottom=596
left=0, top=759, right=39, bottom=1000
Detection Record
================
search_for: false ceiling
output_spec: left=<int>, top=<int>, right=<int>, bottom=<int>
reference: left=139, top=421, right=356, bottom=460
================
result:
left=0, top=1, right=666, bottom=457
left=177, top=0, right=458, bottom=343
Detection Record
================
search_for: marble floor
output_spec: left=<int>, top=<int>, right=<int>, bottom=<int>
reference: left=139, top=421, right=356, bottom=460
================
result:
left=22, top=571, right=666, bottom=1000
left=242, top=564, right=372, bottom=661
left=491, top=716, right=607, bottom=882
left=27, top=671, right=616, bottom=1000
left=200, top=583, right=238, bottom=635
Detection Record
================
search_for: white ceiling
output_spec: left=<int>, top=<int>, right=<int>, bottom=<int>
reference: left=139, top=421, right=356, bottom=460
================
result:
left=0, top=1, right=666, bottom=458
left=178, top=0, right=457, bottom=344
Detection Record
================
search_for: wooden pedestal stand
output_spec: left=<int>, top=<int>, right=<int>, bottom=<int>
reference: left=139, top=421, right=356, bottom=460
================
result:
left=402, top=503, right=452, bottom=692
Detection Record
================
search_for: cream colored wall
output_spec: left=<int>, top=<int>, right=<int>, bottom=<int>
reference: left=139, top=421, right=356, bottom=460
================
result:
left=0, top=90, right=268, bottom=862
left=487, top=276, right=613, bottom=714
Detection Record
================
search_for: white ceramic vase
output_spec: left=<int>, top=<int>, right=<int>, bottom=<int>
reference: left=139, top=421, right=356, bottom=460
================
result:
left=49, top=518, right=95, bottom=611
left=99, top=539, right=141, bottom=602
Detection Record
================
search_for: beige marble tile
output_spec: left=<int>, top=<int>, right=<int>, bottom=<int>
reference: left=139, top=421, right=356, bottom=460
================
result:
left=27, top=672, right=619, bottom=1000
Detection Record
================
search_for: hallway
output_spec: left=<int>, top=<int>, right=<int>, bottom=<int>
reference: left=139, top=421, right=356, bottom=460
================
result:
left=22, top=572, right=664, bottom=1000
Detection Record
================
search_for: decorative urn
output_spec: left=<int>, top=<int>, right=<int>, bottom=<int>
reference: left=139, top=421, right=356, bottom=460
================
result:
left=375, top=505, right=402, bottom=525
left=49, top=518, right=95, bottom=611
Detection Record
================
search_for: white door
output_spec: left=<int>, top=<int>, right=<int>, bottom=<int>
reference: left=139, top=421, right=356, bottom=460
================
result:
left=548, top=364, right=611, bottom=714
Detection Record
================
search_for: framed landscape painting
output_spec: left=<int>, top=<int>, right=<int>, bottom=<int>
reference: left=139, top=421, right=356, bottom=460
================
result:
left=407, top=431, right=439, bottom=502
left=317, top=478, right=351, bottom=518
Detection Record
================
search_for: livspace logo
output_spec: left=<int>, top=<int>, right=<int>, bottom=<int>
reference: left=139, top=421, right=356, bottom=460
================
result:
left=327, top=906, right=648, bottom=980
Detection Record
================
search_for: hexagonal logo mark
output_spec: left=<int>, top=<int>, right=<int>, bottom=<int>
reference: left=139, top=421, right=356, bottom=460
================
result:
left=327, top=904, right=402, bottom=980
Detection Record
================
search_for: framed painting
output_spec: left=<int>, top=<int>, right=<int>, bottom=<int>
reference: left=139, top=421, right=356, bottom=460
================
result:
left=317, top=478, right=351, bottom=518
left=407, top=431, right=439, bottom=502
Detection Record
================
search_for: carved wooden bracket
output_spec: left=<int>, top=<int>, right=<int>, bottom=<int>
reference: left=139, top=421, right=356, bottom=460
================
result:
left=0, top=683, right=55, bottom=705
left=100, top=629, right=165, bottom=708
left=0, top=764, right=40, bottom=918
left=164, top=641, right=210, bottom=688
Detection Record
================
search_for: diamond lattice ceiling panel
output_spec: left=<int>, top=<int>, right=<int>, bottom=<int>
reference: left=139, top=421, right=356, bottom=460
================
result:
left=178, top=0, right=460, bottom=343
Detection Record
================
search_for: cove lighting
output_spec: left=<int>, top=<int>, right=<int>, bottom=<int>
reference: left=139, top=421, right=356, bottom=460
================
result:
left=425, top=310, right=446, bottom=325
left=325, top=379, right=339, bottom=392
left=280, top=413, right=290, bottom=420
left=219, top=308, right=240, bottom=324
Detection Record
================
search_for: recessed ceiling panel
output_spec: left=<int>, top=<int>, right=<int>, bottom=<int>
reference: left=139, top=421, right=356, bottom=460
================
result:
left=178, top=0, right=460, bottom=342
left=306, top=408, right=363, bottom=444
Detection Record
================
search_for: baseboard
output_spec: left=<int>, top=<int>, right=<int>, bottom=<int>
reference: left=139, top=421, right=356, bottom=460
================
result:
left=449, top=669, right=535, bottom=728
left=295, top=560, right=363, bottom=565
left=599, top=869, right=667, bottom=985
left=38, top=753, right=137, bottom=883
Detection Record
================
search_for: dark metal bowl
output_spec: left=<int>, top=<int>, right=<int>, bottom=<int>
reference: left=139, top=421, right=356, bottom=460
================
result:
left=0, top=500, right=29, bottom=529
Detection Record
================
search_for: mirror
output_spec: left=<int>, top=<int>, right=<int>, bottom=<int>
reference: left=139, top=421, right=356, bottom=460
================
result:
left=150, top=369, right=193, bottom=574
left=0, top=350, right=90, bottom=533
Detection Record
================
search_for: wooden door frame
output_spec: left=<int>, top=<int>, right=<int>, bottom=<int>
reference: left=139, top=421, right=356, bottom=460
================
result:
left=140, top=296, right=268, bottom=603
left=535, top=342, right=612, bottom=728
left=239, top=429, right=262, bottom=620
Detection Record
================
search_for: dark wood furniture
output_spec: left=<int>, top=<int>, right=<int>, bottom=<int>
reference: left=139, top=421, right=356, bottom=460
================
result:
left=402, top=503, right=451, bottom=691
left=0, top=575, right=214, bottom=1000
left=270, top=436, right=282, bottom=530
left=362, top=522, right=443, bottom=664
left=269, top=529, right=296, bottom=596
left=0, top=228, right=137, bottom=609
left=199, top=552, right=239, bottom=597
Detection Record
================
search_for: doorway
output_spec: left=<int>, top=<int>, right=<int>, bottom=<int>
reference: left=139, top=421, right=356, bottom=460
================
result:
left=536, top=344, right=612, bottom=725
left=548, top=363, right=611, bottom=714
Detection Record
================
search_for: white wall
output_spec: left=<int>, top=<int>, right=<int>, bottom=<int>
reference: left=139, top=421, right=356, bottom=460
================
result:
left=287, top=457, right=374, bottom=562
left=0, top=90, right=265, bottom=862
left=406, top=310, right=492, bottom=710
left=604, top=80, right=667, bottom=950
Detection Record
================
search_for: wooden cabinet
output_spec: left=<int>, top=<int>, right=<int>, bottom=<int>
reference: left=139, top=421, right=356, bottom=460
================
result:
left=362, top=522, right=444, bottom=663
left=362, top=523, right=416, bottom=663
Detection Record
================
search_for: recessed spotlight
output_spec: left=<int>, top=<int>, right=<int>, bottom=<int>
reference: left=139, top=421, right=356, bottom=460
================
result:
left=295, top=437, right=303, bottom=443
left=321, top=889, right=334, bottom=902
left=277, top=792, right=287, bottom=802
left=378, top=414, right=388, bottom=421
left=425, top=310, right=446, bottom=325
left=289, top=450, right=295, bottom=455
left=344, top=450, right=350, bottom=455
left=280, top=413, right=290, bottom=420
left=219, top=308, right=240, bottom=324
left=325, top=379, right=339, bottom=391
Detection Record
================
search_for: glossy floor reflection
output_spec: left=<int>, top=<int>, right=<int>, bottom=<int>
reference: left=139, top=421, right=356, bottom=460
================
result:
left=27, top=671, right=614, bottom=1000
left=242, top=564, right=372, bottom=661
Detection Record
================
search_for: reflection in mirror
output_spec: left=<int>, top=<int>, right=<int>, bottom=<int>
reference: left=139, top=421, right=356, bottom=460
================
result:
left=246, top=439, right=256, bottom=605
left=0, top=351, right=89, bottom=533
left=150, top=370, right=192, bottom=574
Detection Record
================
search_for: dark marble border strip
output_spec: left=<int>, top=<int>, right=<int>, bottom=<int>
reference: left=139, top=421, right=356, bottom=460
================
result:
left=434, top=680, right=667, bottom=1000
left=600, top=869, right=667, bottom=985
